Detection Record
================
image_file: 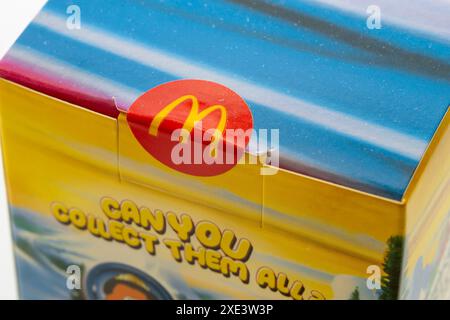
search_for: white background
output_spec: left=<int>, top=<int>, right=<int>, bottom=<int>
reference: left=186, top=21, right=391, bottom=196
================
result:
left=0, top=0, right=47, bottom=300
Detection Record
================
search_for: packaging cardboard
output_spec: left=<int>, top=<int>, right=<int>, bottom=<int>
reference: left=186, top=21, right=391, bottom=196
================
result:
left=0, top=0, right=449, bottom=300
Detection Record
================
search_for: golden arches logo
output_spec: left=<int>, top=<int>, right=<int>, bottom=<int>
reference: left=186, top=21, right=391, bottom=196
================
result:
left=148, top=95, right=227, bottom=142
left=127, top=79, right=252, bottom=176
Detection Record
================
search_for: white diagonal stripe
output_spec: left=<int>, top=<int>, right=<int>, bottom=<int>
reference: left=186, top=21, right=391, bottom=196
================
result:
left=31, top=11, right=428, bottom=160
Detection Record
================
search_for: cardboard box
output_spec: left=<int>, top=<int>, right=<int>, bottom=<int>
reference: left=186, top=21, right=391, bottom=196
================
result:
left=0, top=0, right=449, bottom=300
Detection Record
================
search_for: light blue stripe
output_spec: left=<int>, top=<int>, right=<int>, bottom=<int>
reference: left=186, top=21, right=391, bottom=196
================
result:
left=7, top=0, right=450, bottom=199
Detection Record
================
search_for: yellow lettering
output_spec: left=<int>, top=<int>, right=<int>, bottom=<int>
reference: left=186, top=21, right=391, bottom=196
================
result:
left=101, top=197, right=121, bottom=220
left=51, top=203, right=70, bottom=224
left=140, top=207, right=165, bottom=234
left=87, top=215, right=112, bottom=240
left=221, top=230, right=252, bottom=261
left=140, top=233, right=159, bottom=255
left=167, top=213, right=194, bottom=242
left=184, top=243, right=206, bottom=267
left=109, top=220, right=124, bottom=242
left=69, top=208, right=87, bottom=229
left=120, top=200, right=140, bottom=224
left=196, top=221, right=221, bottom=249
left=123, top=226, right=141, bottom=248
left=290, top=281, right=306, bottom=300
left=164, top=239, right=184, bottom=262
left=256, top=267, right=277, bottom=291
left=221, top=256, right=249, bottom=284
left=205, top=250, right=222, bottom=272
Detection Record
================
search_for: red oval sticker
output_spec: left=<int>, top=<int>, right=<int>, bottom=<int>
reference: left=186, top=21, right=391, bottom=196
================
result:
left=127, top=80, right=253, bottom=176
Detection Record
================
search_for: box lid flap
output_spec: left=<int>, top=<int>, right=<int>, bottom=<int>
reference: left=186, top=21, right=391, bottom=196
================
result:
left=1, top=0, right=450, bottom=200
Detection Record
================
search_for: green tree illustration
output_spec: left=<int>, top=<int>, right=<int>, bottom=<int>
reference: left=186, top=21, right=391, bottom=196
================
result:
left=380, top=235, right=404, bottom=300
left=349, top=287, right=360, bottom=300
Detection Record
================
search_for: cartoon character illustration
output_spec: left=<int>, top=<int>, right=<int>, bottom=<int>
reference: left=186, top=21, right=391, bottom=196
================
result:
left=103, top=273, right=157, bottom=300
left=85, top=263, right=172, bottom=300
